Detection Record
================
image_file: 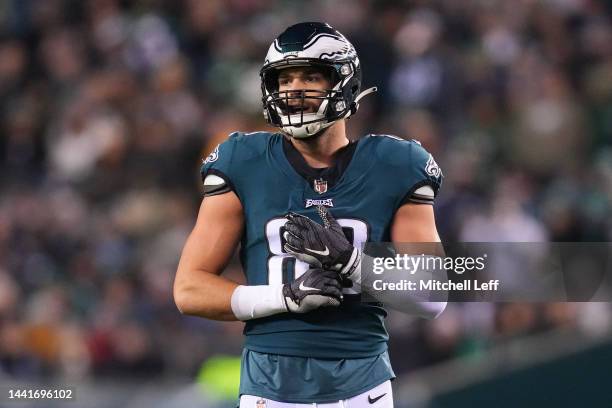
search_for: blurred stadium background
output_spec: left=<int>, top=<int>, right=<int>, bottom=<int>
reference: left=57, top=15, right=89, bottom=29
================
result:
left=0, top=0, right=611, bottom=407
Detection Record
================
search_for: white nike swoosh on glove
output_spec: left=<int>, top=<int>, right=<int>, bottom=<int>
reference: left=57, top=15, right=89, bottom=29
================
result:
left=305, top=246, right=330, bottom=256
left=299, top=282, right=321, bottom=291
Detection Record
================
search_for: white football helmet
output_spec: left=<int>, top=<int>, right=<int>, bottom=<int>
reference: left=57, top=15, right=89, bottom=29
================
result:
left=260, top=22, right=376, bottom=138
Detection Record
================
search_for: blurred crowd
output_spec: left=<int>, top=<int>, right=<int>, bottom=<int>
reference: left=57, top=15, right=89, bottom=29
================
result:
left=0, top=0, right=611, bottom=383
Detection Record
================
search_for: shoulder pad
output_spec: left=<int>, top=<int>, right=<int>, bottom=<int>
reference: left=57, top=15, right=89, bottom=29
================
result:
left=368, top=134, right=443, bottom=203
left=199, top=131, right=278, bottom=197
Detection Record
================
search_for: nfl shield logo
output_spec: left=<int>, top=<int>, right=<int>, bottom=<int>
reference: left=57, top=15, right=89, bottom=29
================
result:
left=313, top=178, right=327, bottom=194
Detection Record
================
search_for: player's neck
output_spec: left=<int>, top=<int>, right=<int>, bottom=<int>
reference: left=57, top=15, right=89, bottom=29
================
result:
left=289, top=121, right=348, bottom=168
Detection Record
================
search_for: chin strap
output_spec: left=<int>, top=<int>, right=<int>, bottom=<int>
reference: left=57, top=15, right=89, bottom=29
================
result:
left=348, top=86, right=378, bottom=116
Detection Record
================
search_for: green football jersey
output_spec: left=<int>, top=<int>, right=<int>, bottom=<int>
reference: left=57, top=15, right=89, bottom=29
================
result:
left=201, top=131, right=442, bottom=359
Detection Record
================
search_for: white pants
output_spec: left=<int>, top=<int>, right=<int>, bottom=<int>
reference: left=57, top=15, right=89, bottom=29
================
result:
left=239, top=380, right=392, bottom=407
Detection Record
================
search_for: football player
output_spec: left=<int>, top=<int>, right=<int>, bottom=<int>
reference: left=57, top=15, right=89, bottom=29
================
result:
left=174, top=22, right=445, bottom=407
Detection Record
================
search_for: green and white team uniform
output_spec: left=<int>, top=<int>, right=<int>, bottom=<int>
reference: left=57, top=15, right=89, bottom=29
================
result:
left=201, top=131, right=442, bottom=403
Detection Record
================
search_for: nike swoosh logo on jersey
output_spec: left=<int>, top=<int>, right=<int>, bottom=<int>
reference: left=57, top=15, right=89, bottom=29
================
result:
left=368, top=393, right=386, bottom=404
left=299, top=282, right=321, bottom=292
left=305, top=246, right=330, bottom=256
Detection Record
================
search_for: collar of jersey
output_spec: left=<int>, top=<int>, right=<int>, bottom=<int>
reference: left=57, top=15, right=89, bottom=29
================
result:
left=280, top=135, right=360, bottom=193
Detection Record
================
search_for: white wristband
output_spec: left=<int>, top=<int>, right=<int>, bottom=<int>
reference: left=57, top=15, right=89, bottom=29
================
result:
left=230, top=284, right=288, bottom=321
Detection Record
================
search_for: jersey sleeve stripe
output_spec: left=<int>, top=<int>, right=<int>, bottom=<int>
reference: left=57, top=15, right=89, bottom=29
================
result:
left=202, top=169, right=236, bottom=197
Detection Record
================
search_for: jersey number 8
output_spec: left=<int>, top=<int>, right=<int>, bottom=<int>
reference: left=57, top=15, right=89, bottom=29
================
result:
left=265, top=217, right=368, bottom=294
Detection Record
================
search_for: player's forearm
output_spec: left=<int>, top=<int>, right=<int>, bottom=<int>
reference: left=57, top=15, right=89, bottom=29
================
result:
left=174, top=269, right=294, bottom=321
left=356, top=252, right=447, bottom=319
left=174, top=270, right=239, bottom=321
left=363, top=283, right=447, bottom=319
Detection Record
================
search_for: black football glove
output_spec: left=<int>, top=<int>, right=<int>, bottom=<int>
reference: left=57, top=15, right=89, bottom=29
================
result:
left=283, top=206, right=361, bottom=278
left=283, top=268, right=343, bottom=313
